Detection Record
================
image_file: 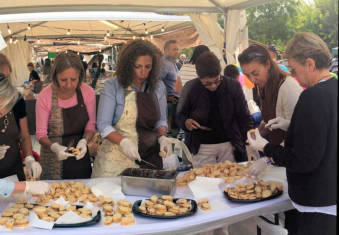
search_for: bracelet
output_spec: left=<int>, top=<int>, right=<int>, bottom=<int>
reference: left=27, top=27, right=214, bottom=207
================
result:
left=265, top=157, right=272, bottom=164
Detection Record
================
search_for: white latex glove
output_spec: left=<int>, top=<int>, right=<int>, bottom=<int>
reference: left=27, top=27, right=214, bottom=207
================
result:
left=75, top=138, right=87, bottom=160
left=158, top=136, right=173, bottom=157
left=265, top=117, right=290, bottom=131
left=50, top=143, right=74, bottom=161
left=246, top=145, right=260, bottom=161
left=119, top=138, right=141, bottom=161
left=247, top=128, right=269, bottom=152
left=25, top=181, right=49, bottom=195
left=248, top=157, right=269, bottom=176
left=0, top=145, right=10, bottom=160
left=24, top=156, right=42, bottom=179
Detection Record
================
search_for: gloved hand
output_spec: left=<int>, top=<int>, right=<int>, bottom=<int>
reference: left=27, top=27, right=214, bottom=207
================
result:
left=24, top=156, right=42, bottom=179
left=0, top=145, right=10, bottom=160
left=119, top=138, right=141, bottom=161
left=158, top=136, right=173, bottom=158
left=25, top=181, right=49, bottom=195
left=247, top=145, right=260, bottom=161
left=75, top=138, right=87, bottom=160
left=247, top=128, right=269, bottom=152
left=265, top=117, right=290, bottom=131
left=248, top=157, right=269, bottom=176
left=50, top=143, right=74, bottom=161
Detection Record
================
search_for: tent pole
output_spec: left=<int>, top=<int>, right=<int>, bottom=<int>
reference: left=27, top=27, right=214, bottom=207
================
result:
left=223, top=9, right=228, bottom=64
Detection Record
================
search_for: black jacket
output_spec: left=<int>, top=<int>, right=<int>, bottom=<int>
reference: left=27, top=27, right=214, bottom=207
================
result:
left=264, top=78, right=337, bottom=206
left=176, top=76, right=253, bottom=162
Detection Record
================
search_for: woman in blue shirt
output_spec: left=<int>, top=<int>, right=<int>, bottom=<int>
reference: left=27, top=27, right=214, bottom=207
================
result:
left=92, top=40, right=171, bottom=177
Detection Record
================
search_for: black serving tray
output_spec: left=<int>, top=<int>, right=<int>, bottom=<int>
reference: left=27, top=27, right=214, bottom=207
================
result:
left=224, top=190, right=283, bottom=203
left=53, top=207, right=101, bottom=228
left=132, top=198, right=197, bottom=219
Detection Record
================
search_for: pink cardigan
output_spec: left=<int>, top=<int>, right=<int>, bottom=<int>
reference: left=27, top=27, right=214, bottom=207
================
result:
left=35, top=83, right=96, bottom=141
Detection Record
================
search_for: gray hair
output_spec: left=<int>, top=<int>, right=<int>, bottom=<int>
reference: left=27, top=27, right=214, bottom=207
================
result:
left=285, top=32, right=331, bottom=70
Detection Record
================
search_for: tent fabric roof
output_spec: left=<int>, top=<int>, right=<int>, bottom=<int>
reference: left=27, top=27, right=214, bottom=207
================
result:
left=0, top=0, right=274, bottom=14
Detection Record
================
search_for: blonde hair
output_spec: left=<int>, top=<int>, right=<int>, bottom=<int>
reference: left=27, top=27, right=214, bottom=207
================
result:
left=285, top=32, right=331, bottom=70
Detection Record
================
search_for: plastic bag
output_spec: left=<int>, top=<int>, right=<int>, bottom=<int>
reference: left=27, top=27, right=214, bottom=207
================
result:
left=162, top=153, right=180, bottom=170
left=160, top=137, right=193, bottom=170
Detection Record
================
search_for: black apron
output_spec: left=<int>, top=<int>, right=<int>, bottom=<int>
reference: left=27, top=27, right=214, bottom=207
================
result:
left=61, top=89, right=92, bottom=179
left=0, top=111, right=25, bottom=181
left=136, top=91, right=162, bottom=169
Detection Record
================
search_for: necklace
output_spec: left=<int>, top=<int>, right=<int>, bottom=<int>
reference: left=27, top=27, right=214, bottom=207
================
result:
left=0, top=112, right=10, bottom=133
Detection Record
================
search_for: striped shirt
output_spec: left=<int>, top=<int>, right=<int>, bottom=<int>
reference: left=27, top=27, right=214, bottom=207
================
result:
left=178, top=63, right=198, bottom=86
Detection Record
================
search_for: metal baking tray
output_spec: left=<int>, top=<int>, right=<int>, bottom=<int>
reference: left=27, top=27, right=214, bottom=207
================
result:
left=121, top=168, right=178, bottom=197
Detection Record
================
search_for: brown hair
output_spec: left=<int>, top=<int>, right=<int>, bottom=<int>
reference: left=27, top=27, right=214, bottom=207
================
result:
left=285, top=32, right=331, bottom=70
left=238, top=44, right=289, bottom=105
left=0, top=54, right=12, bottom=73
left=164, top=40, right=177, bottom=51
left=115, top=39, right=162, bottom=92
left=195, top=51, right=221, bottom=78
left=50, top=52, right=85, bottom=88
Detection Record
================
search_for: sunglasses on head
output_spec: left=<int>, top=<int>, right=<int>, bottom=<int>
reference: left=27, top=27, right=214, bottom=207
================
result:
left=238, top=52, right=266, bottom=64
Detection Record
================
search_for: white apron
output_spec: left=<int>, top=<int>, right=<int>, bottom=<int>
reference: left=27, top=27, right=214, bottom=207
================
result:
left=92, top=88, right=139, bottom=177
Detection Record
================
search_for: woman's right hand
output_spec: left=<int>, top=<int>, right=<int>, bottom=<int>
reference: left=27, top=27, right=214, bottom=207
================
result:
left=119, top=138, right=141, bottom=161
left=50, top=143, right=74, bottom=161
left=184, top=119, right=200, bottom=131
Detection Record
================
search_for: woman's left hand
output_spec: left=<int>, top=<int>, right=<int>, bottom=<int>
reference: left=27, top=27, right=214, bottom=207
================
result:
left=75, top=138, right=87, bottom=160
left=158, top=136, right=173, bottom=157
left=24, top=156, right=42, bottom=179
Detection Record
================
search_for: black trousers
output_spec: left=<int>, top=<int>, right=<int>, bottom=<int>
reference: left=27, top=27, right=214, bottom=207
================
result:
left=285, top=209, right=336, bottom=235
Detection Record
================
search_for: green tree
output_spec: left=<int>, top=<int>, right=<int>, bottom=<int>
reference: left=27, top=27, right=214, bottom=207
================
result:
left=246, top=0, right=338, bottom=51
left=296, top=0, right=338, bottom=49
left=246, top=0, right=300, bottom=50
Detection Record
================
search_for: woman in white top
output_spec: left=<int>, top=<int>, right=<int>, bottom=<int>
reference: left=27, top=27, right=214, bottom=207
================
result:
left=238, top=44, right=303, bottom=145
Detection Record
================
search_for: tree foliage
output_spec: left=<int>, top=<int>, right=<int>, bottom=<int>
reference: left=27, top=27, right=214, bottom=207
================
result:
left=246, top=0, right=338, bottom=51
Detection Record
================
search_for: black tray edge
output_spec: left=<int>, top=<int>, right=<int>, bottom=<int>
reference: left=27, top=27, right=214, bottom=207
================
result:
left=224, top=190, right=283, bottom=203
left=53, top=210, right=101, bottom=228
left=132, top=198, right=197, bottom=219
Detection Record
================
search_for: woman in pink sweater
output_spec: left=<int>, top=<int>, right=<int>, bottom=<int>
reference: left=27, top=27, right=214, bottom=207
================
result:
left=36, top=52, right=96, bottom=180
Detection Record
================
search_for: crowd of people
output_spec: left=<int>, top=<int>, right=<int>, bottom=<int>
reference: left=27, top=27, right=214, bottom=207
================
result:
left=0, top=32, right=337, bottom=234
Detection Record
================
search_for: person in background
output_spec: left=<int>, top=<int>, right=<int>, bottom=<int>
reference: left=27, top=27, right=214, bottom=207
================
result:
left=176, top=51, right=252, bottom=167
left=79, top=54, right=88, bottom=82
left=247, top=32, right=337, bottom=235
left=176, top=53, right=186, bottom=70
left=36, top=52, right=96, bottom=180
left=224, top=64, right=240, bottom=80
left=42, top=58, right=51, bottom=84
left=238, top=44, right=303, bottom=146
left=27, top=62, right=42, bottom=94
left=92, top=40, right=170, bottom=177
left=267, top=44, right=289, bottom=72
left=100, top=63, right=106, bottom=77
left=27, top=62, right=41, bottom=83
left=0, top=179, right=49, bottom=197
left=160, top=40, right=181, bottom=137
left=0, top=54, right=42, bottom=181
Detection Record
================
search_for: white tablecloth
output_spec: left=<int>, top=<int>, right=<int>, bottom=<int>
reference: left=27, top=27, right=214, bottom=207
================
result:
left=0, top=166, right=294, bottom=235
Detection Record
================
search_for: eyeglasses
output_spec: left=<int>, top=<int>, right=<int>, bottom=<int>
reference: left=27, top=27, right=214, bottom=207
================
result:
left=238, top=52, right=266, bottom=64
left=201, top=75, right=222, bottom=87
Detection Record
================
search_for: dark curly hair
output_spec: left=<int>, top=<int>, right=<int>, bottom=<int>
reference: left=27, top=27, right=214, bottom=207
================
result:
left=195, top=51, right=221, bottom=78
left=50, top=52, right=85, bottom=88
left=115, top=40, right=162, bottom=92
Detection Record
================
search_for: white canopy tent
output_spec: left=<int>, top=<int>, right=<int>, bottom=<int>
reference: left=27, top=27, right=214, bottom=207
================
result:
left=0, top=0, right=274, bottom=85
